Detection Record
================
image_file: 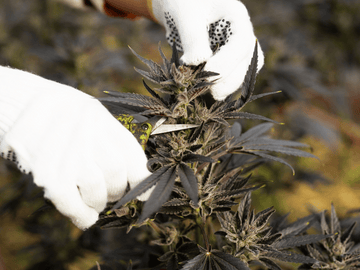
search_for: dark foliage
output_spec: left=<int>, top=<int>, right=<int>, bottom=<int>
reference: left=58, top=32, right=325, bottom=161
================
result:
left=90, top=43, right=336, bottom=269
left=1, top=1, right=359, bottom=269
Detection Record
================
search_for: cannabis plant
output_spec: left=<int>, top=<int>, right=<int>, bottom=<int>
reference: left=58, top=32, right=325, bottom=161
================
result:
left=93, top=43, right=358, bottom=270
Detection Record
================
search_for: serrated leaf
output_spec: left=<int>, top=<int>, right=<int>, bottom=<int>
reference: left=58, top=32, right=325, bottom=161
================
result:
left=237, top=41, right=258, bottom=107
left=162, top=198, right=190, bottom=207
left=181, top=253, right=205, bottom=270
left=238, top=192, right=252, bottom=228
left=112, top=166, right=172, bottom=209
left=263, top=251, right=318, bottom=264
left=182, top=153, right=213, bottom=164
left=248, top=91, right=282, bottom=103
left=220, top=169, right=243, bottom=191
left=241, top=151, right=295, bottom=175
left=97, top=217, right=130, bottom=229
left=142, top=79, right=168, bottom=106
left=167, top=254, right=179, bottom=270
left=214, top=186, right=259, bottom=202
left=210, top=251, right=250, bottom=270
left=259, top=258, right=282, bottom=270
left=243, top=145, right=317, bottom=159
left=129, top=46, right=167, bottom=82
left=171, top=41, right=180, bottom=68
left=181, top=250, right=250, bottom=270
left=134, top=67, right=163, bottom=84
left=341, top=222, right=357, bottom=244
left=217, top=213, right=236, bottom=233
left=330, top=203, right=341, bottom=234
left=278, top=214, right=317, bottom=237
left=228, top=174, right=252, bottom=191
left=272, top=234, right=331, bottom=250
left=202, top=163, right=213, bottom=187
left=158, top=42, right=171, bottom=76
left=232, top=123, right=274, bottom=145
left=189, top=144, right=203, bottom=153
left=159, top=251, right=175, bottom=262
left=257, top=233, right=283, bottom=246
left=101, top=93, right=171, bottom=115
left=189, top=122, right=204, bottom=143
left=241, top=138, right=310, bottom=148
left=188, top=81, right=212, bottom=101
left=211, top=117, right=230, bottom=126
left=254, top=206, right=275, bottom=230
left=139, top=166, right=177, bottom=222
left=178, top=163, right=199, bottom=206
left=204, top=141, right=227, bottom=156
left=320, top=211, right=330, bottom=235
left=224, top=111, right=279, bottom=124
left=195, top=70, right=220, bottom=80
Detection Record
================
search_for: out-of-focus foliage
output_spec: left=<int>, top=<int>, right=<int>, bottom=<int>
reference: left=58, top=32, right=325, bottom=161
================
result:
left=0, top=0, right=359, bottom=269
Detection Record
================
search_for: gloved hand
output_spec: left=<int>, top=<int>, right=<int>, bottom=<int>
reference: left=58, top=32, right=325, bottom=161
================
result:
left=0, top=66, right=152, bottom=230
left=149, top=0, right=265, bottom=100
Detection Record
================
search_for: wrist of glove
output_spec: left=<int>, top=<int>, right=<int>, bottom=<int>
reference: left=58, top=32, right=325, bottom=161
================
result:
left=149, top=0, right=265, bottom=101
left=0, top=66, right=151, bottom=230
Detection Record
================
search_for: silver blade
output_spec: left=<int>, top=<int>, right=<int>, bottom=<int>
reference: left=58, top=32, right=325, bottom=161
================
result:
left=151, top=117, right=167, bottom=131
left=151, top=123, right=199, bottom=135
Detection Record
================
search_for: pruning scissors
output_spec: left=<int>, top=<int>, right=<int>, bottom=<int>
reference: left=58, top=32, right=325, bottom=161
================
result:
left=116, top=114, right=199, bottom=150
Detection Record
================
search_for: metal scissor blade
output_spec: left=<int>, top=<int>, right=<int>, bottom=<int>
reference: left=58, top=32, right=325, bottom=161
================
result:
left=151, top=123, right=199, bottom=135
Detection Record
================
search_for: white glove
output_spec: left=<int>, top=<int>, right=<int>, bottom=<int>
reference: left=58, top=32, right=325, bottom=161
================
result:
left=0, top=66, right=151, bottom=230
left=150, top=0, right=265, bottom=100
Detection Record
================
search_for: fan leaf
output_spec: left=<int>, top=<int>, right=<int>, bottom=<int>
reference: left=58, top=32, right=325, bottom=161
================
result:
left=112, top=165, right=173, bottom=209
left=139, top=166, right=177, bottom=222
left=178, top=163, right=199, bottom=206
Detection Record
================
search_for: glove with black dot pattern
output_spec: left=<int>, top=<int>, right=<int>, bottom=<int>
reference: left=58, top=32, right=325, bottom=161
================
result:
left=149, top=0, right=265, bottom=100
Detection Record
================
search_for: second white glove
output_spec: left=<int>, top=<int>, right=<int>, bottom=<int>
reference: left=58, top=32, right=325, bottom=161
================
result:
left=150, top=0, right=265, bottom=100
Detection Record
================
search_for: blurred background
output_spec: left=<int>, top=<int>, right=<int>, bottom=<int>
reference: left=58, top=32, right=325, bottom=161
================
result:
left=0, top=0, right=359, bottom=269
